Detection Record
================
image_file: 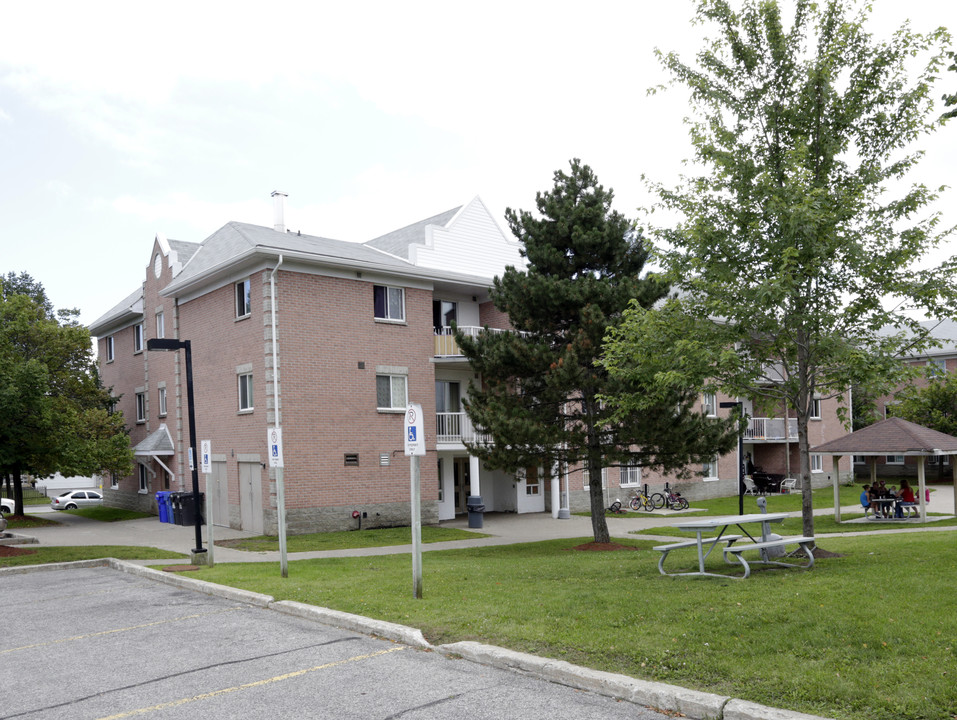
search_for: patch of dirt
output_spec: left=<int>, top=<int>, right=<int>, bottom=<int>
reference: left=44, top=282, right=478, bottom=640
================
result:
left=809, top=547, right=844, bottom=559
left=570, top=542, right=639, bottom=552
left=0, top=545, right=38, bottom=557
left=162, top=565, right=201, bottom=572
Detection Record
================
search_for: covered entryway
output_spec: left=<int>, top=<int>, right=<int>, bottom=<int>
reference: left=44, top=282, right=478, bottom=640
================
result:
left=812, top=417, right=957, bottom=521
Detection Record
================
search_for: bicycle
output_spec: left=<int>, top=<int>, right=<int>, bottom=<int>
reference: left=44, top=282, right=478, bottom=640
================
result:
left=661, top=489, right=690, bottom=511
left=629, top=486, right=664, bottom=511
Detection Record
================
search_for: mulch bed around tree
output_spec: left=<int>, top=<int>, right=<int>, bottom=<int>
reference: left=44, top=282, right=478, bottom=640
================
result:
left=570, top=542, right=640, bottom=552
left=0, top=545, right=38, bottom=557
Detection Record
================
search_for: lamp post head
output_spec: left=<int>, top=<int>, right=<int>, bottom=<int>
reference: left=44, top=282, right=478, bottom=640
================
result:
left=147, top=338, right=188, bottom=352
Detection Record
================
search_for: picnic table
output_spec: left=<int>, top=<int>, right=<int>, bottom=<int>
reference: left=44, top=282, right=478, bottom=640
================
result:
left=655, top=512, right=815, bottom=579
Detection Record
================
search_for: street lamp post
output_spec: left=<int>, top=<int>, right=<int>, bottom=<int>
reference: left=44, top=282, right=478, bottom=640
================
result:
left=720, top=401, right=746, bottom=516
left=147, top=338, right=207, bottom=560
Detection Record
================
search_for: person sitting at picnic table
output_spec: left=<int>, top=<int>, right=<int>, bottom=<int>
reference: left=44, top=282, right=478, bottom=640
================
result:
left=860, top=484, right=876, bottom=519
left=897, top=479, right=919, bottom=519
left=874, top=481, right=892, bottom=517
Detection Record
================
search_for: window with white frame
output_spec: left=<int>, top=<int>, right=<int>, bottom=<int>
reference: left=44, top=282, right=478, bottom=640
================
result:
left=702, top=392, right=716, bottom=417
left=582, top=466, right=608, bottom=489
left=853, top=455, right=866, bottom=464
left=155, top=310, right=165, bottom=339
left=236, top=279, right=251, bottom=318
left=106, top=336, right=114, bottom=362
left=928, top=455, right=950, bottom=465
left=138, top=464, right=148, bottom=492
left=702, top=456, right=719, bottom=480
left=811, top=453, right=823, bottom=472
left=158, top=386, right=167, bottom=417
left=110, top=472, right=118, bottom=489
left=810, top=398, right=822, bottom=420
left=238, top=373, right=253, bottom=412
left=886, top=455, right=905, bottom=464
left=376, top=373, right=407, bottom=410
left=135, top=392, right=146, bottom=422
left=619, top=464, right=641, bottom=487
left=133, top=323, right=143, bottom=353
left=929, top=358, right=947, bottom=376
left=373, top=285, right=405, bottom=321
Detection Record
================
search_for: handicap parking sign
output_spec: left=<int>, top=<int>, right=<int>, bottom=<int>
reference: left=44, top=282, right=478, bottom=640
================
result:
left=404, top=403, right=425, bottom=456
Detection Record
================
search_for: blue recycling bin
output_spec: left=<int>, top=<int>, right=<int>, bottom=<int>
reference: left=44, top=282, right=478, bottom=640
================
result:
left=156, top=491, right=171, bottom=523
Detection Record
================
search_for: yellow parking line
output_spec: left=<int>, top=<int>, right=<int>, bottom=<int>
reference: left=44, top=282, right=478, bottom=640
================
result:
left=96, top=646, right=408, bottom=719
left=0, top=607, right=243, bottom=656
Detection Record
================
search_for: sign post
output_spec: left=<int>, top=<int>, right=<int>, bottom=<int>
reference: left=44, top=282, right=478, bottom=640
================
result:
left=200, top=440, right=214, bottom=566
left=404, top=403, right=425, bottom=599
left=268, top=427, right=288, bottom=578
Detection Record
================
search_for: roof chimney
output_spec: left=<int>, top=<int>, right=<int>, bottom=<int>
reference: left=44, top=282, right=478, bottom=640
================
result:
left=271, top=191, right=287, bottom=233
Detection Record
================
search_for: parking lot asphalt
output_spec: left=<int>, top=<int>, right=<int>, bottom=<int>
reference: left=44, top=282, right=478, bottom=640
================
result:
left=0, top=564, right=695, bottom=720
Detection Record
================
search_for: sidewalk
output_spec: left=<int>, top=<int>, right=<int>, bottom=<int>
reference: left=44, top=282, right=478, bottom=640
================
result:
left=9, top=482, right=954, bottom=564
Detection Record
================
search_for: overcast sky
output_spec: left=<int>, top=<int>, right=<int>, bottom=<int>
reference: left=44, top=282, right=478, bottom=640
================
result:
left=1, top=1, right=954, bottom=326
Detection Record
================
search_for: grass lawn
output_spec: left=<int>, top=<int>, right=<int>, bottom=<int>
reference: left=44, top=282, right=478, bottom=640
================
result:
left=190, top=530, right=956, bottom=720
left=216, top=525, right=488, bottom=553
left=0, top=545, right=187, bottom=566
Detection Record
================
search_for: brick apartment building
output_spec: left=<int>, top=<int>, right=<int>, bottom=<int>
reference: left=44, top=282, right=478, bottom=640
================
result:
left=857, top=318, right=957, bottom=482
left=90, top=193, right=850, bottom=535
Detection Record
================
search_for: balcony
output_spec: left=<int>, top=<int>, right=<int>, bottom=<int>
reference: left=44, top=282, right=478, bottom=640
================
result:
left=436, top=412, right=490, bottom=445
left=745, top=417, right=797, bottom=441
left=434, top=326, right=511, bottom=357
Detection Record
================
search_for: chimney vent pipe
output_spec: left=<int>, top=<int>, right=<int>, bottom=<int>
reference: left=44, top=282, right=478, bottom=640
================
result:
left=271, top=191, right=287, bottom=233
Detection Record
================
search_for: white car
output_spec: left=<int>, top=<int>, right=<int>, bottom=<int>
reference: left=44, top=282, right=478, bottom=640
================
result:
left=50, top=490, right=104, bottom=510
left=1, top=498, right=14, bottom=515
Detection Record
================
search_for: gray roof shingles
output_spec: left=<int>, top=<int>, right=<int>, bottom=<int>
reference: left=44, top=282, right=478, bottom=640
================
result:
left=813, top=416, right=957, bottom=455
left=364, top=207, right=461, bottom=260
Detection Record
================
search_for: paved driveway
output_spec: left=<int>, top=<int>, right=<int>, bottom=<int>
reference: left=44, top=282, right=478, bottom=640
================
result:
left=1, top=566, right=674, bottom=720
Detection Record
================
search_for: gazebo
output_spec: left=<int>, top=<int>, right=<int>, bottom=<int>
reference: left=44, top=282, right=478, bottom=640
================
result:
left=812, top=417, right=957, bottom=522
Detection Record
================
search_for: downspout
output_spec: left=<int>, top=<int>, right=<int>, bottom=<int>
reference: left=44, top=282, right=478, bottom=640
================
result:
left=270, top=255, right=288, bottom=577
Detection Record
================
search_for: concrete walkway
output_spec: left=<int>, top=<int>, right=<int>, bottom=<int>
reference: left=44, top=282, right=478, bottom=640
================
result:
left=9, top=483, right=954, bottom=564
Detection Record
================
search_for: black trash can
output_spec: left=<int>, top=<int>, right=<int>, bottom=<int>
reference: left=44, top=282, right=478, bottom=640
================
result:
left=466, top=495, right=485, bottom=529
left=179, top=492, right=205, bottom=527
left=170, top=492, right=183, bottom=525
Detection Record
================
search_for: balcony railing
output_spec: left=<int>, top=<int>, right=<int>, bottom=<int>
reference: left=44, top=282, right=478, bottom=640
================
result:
left=433, top=326, right=510, bottom=357
left=745, top=417, right=798, bottom=441
left=436, top=411, right=490, bottom=445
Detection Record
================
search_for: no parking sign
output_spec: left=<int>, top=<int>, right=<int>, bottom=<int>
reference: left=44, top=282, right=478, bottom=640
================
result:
left=268, top=427, right=284, bottom=468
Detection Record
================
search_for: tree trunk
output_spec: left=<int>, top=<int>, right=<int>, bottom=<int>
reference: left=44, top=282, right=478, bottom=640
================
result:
left=13, top=465, right=24, bottom=516
left=587, top=451, right=611, bottom=544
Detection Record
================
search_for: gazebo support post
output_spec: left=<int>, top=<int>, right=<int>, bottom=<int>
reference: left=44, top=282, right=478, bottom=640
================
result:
left=832, top=455, right=842, bottom=523
left=870, top=457, right=877, bottom=487
left=952, top=454, right=957, bottom=516
left=917, top=456, right=927, bottom=520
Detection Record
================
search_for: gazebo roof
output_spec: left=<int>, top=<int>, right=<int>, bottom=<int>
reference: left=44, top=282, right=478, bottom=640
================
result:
left=812, top=417, right=957, bottom=456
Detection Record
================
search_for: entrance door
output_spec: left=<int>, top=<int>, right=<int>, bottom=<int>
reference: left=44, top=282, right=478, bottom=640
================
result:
left=453, top=457, right=470, bottom=514
left=238, top=461, right=263, bottom=534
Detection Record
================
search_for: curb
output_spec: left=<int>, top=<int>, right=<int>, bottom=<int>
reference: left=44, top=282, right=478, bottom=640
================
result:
left=270, top=600, right=430, bottom=648
left=5, top=559, right=836, bottom=720
left=437, top=640, right=729, bottom=719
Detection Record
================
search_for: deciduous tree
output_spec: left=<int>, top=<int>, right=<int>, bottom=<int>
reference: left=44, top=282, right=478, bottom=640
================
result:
left=0, top=275, right=132, bottom=514
left=604, top=0, right=956, bottom=539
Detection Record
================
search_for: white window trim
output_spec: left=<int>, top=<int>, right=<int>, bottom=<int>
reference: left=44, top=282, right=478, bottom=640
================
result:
left=236, top=278, right=252, bottom=319
left=886, top=455, right=905, bottom=465
left=703, top=456, right=719, bottom=481
left=106, top=336, right=114, bottom=362
left=155, top=310, right=165, bottom=339
left=374, top=285, right=406, bottom=323
left=133, top=324, right=144, bottom=353
left=619, top=464, right=641, bottom=487
left=582, top=467, right=608, bottom=490
left=138, top=464, right=149, bottom=493
left=158, top=386, right=167, bottom=417
left=376, top=369, right=408, bottom=412
left=810, top=398, right=822, bottom=420
left=238, top=372, right=254, bottom=412
left=135, top=391, right=147, bottom=423
left=811, top=453, right=823, bottom=473
left=702, top=393, right=716, bottom=418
